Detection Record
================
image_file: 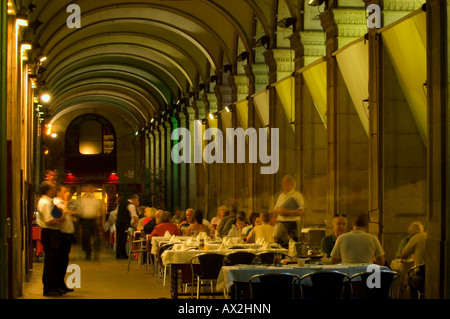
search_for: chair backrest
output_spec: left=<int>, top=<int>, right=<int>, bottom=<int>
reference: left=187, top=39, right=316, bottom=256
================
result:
left=254, top=252, right=292, bottom=265
left=157, top=243, right=174, bottom=263
left=408, top=264, right=425, bottom=293
left=249, top=273, right=301, bottom=299
left=224, top=251, right=256, bottom=266
left=351, top=270, right=399, bottom=299
left=300, top=270, right=351, bottom=299
left=191, top=253, right=226, bottom=280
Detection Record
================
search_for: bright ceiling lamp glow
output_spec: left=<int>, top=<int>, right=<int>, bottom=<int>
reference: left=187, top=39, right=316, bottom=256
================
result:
left=40, top=94, right=51, bottom=103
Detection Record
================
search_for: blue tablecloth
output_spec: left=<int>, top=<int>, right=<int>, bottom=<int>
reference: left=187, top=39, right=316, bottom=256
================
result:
left=216, top=264, right=390, bottom=291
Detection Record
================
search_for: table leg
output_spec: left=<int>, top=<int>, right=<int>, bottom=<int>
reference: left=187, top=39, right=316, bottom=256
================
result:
left=171, top=264, right=178, bottom=299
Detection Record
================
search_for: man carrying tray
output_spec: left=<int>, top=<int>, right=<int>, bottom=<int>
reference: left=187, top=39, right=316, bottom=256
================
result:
left=273, top=175, right=304, bottom=247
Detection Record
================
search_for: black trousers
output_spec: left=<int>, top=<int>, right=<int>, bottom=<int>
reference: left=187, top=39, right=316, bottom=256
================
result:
left=80, top=218, right=99, bottom=257
left=58, top=233, right=73, bottom=289
left=115, top=221, right=129, bottom=258
left=41, top=228, right=62, bottom=293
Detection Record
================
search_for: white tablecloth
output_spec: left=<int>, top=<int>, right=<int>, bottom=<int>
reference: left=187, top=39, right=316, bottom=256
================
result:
left=161, top=247, right=287, bottom=266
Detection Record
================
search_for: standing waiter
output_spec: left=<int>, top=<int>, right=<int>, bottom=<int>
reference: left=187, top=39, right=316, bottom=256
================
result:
left=115, top=194, right=139, bottom=259
left=36, top=181, right=65, bottom=296
left=273, top=175, right=304, bottom=247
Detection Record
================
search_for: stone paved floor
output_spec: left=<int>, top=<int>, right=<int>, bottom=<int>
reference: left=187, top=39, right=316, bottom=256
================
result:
left=20, top=239, right=173, bottom=299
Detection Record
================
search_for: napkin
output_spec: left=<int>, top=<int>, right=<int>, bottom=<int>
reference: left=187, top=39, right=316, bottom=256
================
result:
left=170, top=235, right=181, bottom=243
left=288, top=239, right=297, bottom=257
left=196, top=232, right=208, bottom=241
left=218, top=241, right=231, bottom=251
left=164, top=231, right=171, bottom=239
left=223, top=236, right=232, bottom=245
left=262, top=242, right=271, bottom=251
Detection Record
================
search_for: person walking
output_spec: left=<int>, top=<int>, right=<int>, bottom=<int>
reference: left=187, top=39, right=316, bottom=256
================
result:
left=78, top=185, right=105, bottom=260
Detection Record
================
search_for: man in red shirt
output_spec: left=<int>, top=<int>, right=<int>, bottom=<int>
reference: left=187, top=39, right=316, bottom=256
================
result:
left=148, top=211, right=181, bottom=241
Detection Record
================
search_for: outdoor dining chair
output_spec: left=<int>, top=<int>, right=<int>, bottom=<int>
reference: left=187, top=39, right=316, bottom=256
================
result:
left=190, top=253, right=226, bottom=299
left=249, top=273, right=302, bottom=299
left=299, top=270, right=351, bottom=299
left=350, top=270, right=399, bottom=299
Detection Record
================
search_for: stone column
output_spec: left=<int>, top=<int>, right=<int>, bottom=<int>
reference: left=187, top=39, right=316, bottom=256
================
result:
left=177, top=110, right=189, bottom=210
left=0, top=0, right=9, bottom=299
left=319, top=7, right=339, bottom=220
left=164, top=120, right=173, bottom=212
left=425, top=0, right=450, bottom=299
left=184, top=105, right=197, bottom=209
left=365, top=0, right=383, bottom=251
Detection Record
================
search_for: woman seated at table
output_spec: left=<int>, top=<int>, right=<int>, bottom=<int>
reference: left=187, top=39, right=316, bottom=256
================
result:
left=186, top=210, right=210, bottom=236
left=137, top=207, right=156, bottom=232
left=210, top=205, right=228, bottom=233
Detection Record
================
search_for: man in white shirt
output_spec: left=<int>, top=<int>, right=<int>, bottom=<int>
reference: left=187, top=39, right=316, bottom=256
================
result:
left=37, top=181, right=65, bottom=296
left=273, top=175, right=304, bottom=246
left=78, top=185, right=105, bottom=260
left=331, top=213, right=385, bottom=265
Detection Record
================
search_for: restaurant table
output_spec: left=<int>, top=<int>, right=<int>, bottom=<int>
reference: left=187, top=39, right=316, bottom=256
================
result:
left=161, top=245, right=287, bottom=299
left=216, top=263, right=391, bottom=299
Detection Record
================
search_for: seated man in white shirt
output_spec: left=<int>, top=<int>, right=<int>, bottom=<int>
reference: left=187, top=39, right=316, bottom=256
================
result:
left=331, top=213, right=385, bottom=265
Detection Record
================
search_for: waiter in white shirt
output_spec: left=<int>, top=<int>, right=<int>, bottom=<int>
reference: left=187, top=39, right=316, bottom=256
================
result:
left=273, top=175, right=304, bottom=246
left=37, top=181, right=65, bottom=296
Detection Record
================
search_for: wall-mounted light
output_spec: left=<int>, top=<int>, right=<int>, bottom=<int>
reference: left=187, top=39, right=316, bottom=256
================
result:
left=237, top=51, right=250, bottom=63
left=308, top=0, right=326, bottom=6
left=209, top=75, right=218, bottom=83
left=16, top=15, right=28, bottom=27
left=277, top=17, right=297, bottom=31
left=21, top=42, right=32, bottom=60
left=255, top=35, right=270, bottom=50
left=224, top=105, right=234, bottom=113
left=7, top=1, right=15, bottom=15
left=199, top=83, right=206, bottom=91
left=37, top=54, right=47, bottom=63
left=40, top=93, right=51, bottom=103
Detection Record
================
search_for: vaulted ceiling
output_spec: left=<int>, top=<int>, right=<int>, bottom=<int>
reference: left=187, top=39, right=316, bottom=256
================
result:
left=21, top=0, right=300, bottom=130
